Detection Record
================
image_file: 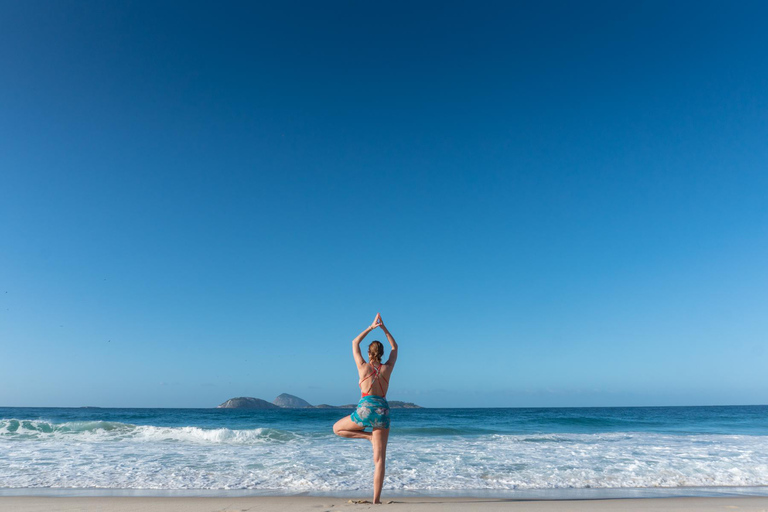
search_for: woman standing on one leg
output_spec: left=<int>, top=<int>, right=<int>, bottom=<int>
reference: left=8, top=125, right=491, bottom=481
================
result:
left=333, top=313, right=398, bottom=504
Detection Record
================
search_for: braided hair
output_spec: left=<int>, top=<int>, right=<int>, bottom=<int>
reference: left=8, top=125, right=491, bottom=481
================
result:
left=368, top=340, right=384, bottom=364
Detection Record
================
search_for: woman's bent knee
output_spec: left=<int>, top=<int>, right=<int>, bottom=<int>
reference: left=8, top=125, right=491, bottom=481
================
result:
left=334, top=417, right=361, bottom=436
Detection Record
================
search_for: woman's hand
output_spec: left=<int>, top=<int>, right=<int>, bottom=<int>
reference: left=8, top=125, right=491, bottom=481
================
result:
left=377, top=313, right=388, bottom=331
left=370, top=312, right=383, bottom=330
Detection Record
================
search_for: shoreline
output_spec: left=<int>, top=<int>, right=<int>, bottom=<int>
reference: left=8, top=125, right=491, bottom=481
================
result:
left=3, top=496, right=768, bottom=512
left=2, top=485, right=768, bottom=499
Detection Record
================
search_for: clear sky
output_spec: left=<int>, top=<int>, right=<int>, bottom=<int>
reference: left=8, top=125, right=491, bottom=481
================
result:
left=1, top=1, right=766, bottom=408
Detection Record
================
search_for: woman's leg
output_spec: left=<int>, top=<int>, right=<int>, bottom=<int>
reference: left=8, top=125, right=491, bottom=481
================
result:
left=333, top=415, right=371, bottom=441
left=371, top=427, right=389, bottom=504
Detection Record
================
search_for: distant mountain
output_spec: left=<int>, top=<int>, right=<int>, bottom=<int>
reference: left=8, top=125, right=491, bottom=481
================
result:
left=217, top=395, right=423, bottom=409
left=217, top=397, right=280, bottom=409
left=273, top=393, right=312, bottom=408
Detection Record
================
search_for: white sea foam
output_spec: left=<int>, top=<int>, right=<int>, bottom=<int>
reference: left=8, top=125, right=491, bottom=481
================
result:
left=2, top=419, right=768, bottom=491
left=0, top=420, right=295, bottom=444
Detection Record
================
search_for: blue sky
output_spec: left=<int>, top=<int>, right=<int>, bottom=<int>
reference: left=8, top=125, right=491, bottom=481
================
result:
left=1, top=1, right=766, bottom=408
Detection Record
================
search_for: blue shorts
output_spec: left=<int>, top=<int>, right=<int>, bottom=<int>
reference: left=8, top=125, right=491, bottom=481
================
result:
left=350, top=395, right=390, bottom=429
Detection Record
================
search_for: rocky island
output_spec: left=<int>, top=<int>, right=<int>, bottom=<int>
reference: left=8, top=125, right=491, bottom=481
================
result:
left=217, top=394, right=422, bottom=409
left=216, top=397, right=280, bottom=409
left=313, top=400, right=421, bottom=409
left=273, top=393, right=312, bottom=408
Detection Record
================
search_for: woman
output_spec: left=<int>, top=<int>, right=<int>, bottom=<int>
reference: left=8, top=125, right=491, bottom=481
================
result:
left=333, top=312, right=398, bottom=504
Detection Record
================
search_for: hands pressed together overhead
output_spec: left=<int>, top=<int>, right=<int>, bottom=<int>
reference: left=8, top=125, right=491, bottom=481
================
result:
left=370, top=312, right=384, bottom=331
left=353, top=312, right=397, bottom=368
left=355, top=312, right=396, bottom=352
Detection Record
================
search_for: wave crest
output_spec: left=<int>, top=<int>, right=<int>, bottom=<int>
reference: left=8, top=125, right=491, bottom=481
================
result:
left=0, top=419, right=297, bottom=444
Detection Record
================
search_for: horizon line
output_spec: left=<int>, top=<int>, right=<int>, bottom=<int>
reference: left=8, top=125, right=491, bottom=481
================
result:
left=1, top=403, right=765, bottom=410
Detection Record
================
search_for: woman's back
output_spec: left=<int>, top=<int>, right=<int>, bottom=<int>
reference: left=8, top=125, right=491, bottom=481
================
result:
left=358, top=363, right=392, bottom=397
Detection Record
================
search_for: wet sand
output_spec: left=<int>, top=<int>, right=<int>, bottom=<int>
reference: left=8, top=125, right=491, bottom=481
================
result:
left=2, top=496, right=768, bottom=512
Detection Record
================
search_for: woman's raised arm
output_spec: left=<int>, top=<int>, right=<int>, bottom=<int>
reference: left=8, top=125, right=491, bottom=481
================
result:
left=380, top=320, right=398, bottom=368
left=352, top=314, right=381, bottom=367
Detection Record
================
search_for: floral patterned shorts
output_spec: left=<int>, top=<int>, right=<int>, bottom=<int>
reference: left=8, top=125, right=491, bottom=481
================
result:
left=350, top=395, right=390, bottom=429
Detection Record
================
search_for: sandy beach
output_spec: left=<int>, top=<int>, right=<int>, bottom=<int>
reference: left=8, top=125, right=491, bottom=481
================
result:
left=2, top=496, right=768, bottom=512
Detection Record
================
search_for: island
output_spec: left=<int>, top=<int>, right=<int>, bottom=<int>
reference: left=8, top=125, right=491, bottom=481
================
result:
left=217, top=394, right=422, bottom=409
left=217, top=397, right=280, bottom=409
left=273, top=393, right=312, bottom=408
left=313, top=400, right=422, bottom=409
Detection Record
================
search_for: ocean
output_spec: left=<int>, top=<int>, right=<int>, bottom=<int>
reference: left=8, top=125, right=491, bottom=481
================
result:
left=1, top=405, right=767, bottom=498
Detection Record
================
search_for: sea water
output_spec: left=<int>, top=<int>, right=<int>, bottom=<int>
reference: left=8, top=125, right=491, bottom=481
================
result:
left=1, top=405, right=767, bottom=497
